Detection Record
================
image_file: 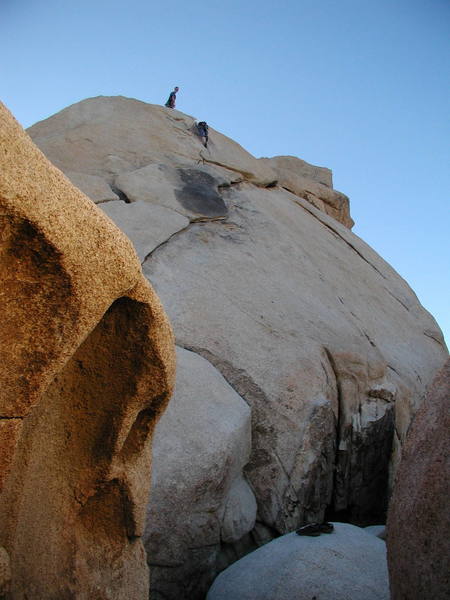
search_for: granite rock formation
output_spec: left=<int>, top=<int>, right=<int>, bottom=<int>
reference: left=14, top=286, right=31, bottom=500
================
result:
left=144, top=347, right=256, bottom=600
left=27, top=96, right=448, bottom=599
left=387, top=359, right=450, bottom=600
left=206, top=522, right=390, bottom=600
left=0, top=102, right=176, bottom=598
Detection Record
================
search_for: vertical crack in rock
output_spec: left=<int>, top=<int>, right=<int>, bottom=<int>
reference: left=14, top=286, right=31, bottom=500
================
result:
left=323, top=348, right=395, bottom=525
left=384, top=288, right=411, bottom=312
left=323, top=347, right=342, bottom=518
left=179, top=345, right=335, bottom=536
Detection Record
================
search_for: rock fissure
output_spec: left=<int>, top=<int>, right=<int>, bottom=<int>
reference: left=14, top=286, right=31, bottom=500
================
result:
left=384, top=288, right=411, bottom=312
left=177, top=344, right=269, bottom=410
left=323, top=347, right=342, bottom=514
left=142, top=221, right=195, bottom=264
left=110, top=183, right=131, bottom=203
left=423, top=330, right=445, bottom=346
left=291, top=196, right=388, bottom=280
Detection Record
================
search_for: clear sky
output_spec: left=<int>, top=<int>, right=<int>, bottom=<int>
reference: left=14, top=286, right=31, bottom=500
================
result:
left=2, top=0, right=449, bottom=345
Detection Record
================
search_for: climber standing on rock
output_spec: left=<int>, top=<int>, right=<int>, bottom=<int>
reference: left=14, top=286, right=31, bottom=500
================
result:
left=196, top=121, right=209, bottom=148
left=165, top=86, right=179, bottom=109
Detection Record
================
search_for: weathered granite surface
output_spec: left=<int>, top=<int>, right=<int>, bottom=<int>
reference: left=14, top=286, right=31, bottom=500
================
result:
left=26, top=96, right=448, bottom=599
left=0, top=101, right=175, bottom=599
left=387, top=359, right=450, bottom=600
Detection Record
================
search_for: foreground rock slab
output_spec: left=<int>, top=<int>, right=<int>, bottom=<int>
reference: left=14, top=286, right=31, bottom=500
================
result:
left=0, top=102, right=176, bottom=599
left=207, top=522, right=389, bottom=600
left=387, top=359, right=450, bottom=600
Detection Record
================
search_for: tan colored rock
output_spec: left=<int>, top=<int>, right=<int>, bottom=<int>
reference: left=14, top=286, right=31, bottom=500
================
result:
left=259, top=157, right=353, bottom=228
left=27, top=96, right=355, bottom=230
left=263, top=155, right=333, bottom=187
left=24, top=96, right=448, bottom=599
left=0, top=102, right=175, bottom=598
left=28, top=96, right=277, bottom=185
left=387, top=359, right=450, bottom=600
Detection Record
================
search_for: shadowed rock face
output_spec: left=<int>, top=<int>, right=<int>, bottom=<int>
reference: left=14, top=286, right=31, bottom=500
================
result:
left=25, top=96, right=448, bottom=600
left=387, top=359, right=450, bottom=600
left=0, top=102, right=175, bottom=598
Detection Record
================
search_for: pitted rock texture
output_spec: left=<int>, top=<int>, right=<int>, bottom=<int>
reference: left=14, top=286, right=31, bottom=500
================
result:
left=0, top=102, right=175, bottom=599
left=387, top=359, right=450, bottom=600
left=25, top=96, right=448, bottom=599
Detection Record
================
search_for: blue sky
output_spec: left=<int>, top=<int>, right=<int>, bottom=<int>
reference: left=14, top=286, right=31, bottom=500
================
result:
left=2, top=0, right=449, bottom=345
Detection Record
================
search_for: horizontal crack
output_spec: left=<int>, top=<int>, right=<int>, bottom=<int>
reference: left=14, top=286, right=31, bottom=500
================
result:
left=0, top=416, right=24, bottom=420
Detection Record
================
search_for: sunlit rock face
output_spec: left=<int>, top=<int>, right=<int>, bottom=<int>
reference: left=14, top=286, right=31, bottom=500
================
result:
left=0, top=102, right=176, bottom=599
left=27, top=96, right=448, bottom=599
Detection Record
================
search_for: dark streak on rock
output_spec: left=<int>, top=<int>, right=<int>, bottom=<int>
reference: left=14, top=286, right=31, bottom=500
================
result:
left=175, top=169, right=228, bottom=219
left=110, top=184, right=131, bottom=203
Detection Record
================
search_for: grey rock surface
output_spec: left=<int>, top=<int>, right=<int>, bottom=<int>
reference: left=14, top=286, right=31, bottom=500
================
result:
left=144, top=346, right=255, bottom=600
left=144, top=182, right=447, bottom=535
left=206, top=522, right=390, bottom=600
left=64, top=171, right=119, bottom=203
left=115, top=163, right=229, bottom=221
left=364, top=525, right=386, bottom=540
left=100, top=200, right=189, bottom=261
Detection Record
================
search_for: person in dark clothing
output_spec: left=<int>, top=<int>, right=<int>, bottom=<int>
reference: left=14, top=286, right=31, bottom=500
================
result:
left=165, top=86, right=179, bottom=108
left=197, top=121, right=209, bottom=147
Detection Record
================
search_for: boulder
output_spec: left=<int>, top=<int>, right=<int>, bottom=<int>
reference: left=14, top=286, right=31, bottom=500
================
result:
left=387, top=359, right=450, bottom=600
left=206, top=522, right=390, bottom=600
left=0, top=102, right=176, bottom=598
left=25, top=96, right=448, bottom=599
left=144, top=346, right=256, bottom=600
left=259, top=158, right=353, bottom=228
